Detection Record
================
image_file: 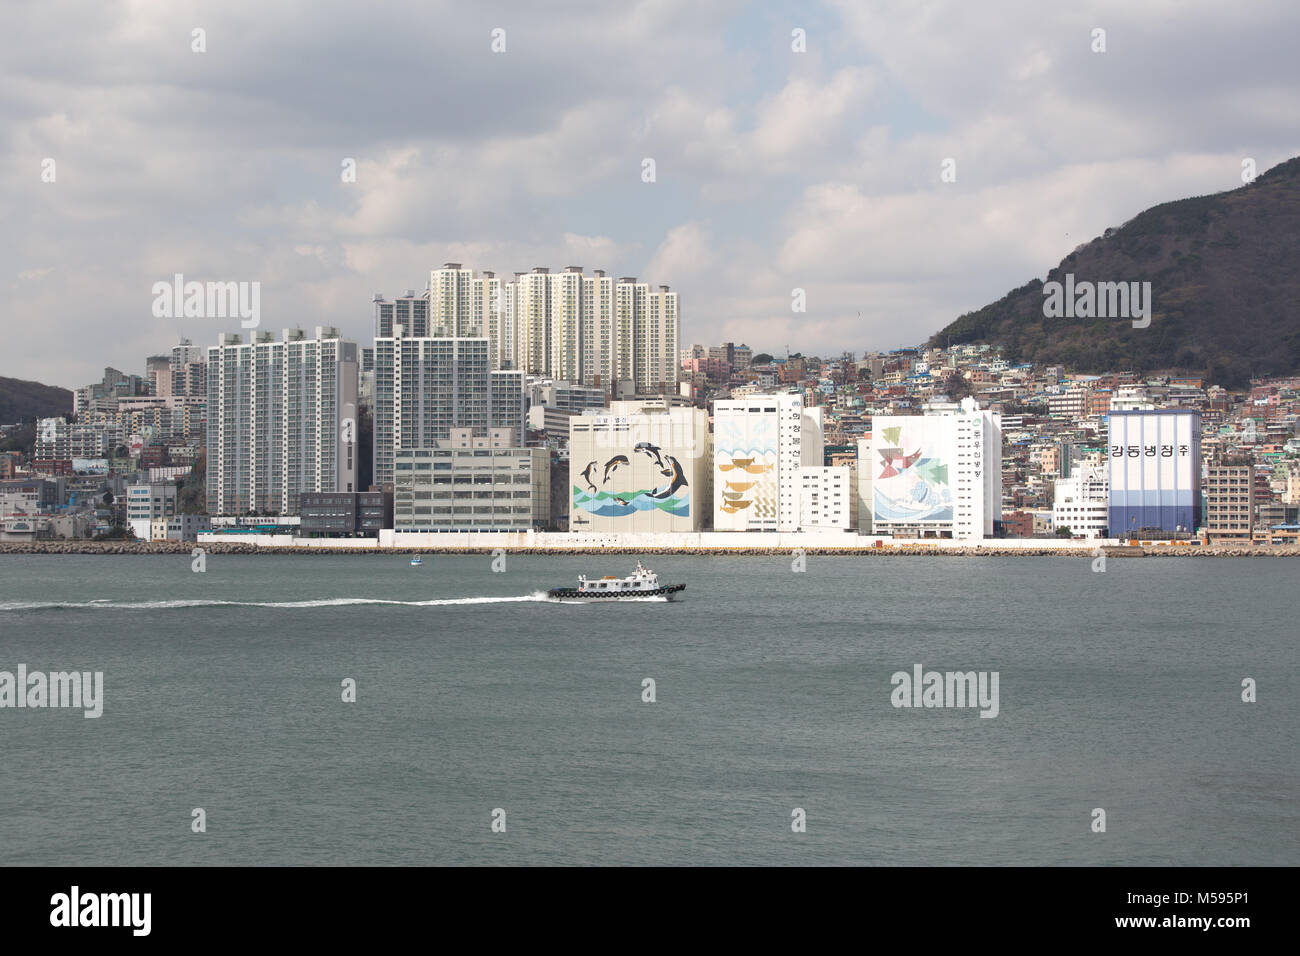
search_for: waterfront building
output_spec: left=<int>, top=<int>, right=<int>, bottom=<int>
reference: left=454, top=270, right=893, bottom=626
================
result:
left=799, top=466, right=853, bottom=530
left=1204, top=463, right=1254, bottom=543
left=567, top=399, right=710, bottom=533
left=1051, top=462, right=1109, bottom=536
left=391, top=429, right=549, bottom=532
left=126, top=481, right=178, bottom=539
left=713, top=393, right=823, bottom=532
left=869, top=398, right=1002, bottom=540
left=164, top=514, right=211, bottom=541
left=298, top=491, right=390, bottom=537
left=856, top=437, right=873, bottom=533
left=1106, top=409, right=1201, bottom=535
left=205, top=327, right=360, bottom=516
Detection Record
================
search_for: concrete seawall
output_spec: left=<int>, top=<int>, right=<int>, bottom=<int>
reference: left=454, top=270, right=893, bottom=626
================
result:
left=2, top=540, right=1298, bottom=557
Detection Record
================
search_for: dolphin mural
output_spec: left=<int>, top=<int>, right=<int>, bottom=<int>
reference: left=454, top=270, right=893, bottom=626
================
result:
left=580, top=460, right=599, bottom=492
left=634, top=441, right=665, bottom=469
left=602, top=455, right=630, bottom=484
left=647, top=455, right=688, bottom=500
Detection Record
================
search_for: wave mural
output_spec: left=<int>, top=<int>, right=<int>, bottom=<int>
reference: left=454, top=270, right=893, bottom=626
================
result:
left=573, top=486, right=689, bottom=518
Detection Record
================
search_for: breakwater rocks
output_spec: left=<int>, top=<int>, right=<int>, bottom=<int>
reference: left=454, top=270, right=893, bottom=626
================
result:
left=2, top=541, right=1299, bottom=557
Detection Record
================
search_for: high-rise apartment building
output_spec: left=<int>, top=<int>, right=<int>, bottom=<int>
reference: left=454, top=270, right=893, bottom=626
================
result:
left=36, top=418, right=70, bottom=460
left=377, top=264, right=679, bottom=393
left=371, top=327, right=525, bottom=490
left=205, top=327, right=359, bottom=516
left=429, top=264, right=504, bottom=352
left=502, top=267, right=677, bottom=393
left=170, top=339, right=207, bottom=398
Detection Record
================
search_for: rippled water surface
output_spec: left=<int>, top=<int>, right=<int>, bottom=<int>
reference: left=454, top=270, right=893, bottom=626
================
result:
left=0, top=553, right=1295, bottom=865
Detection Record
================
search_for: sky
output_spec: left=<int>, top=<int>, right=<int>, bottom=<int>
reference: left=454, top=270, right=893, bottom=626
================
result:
left=3, top=0, right=1299, bottom=389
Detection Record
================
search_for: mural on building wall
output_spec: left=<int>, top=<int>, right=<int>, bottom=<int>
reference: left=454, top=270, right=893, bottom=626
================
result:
left=872, top=422, right=953, bottom=522
left=714, top=417, right=776, bottom=519
left=573, top=443, right=689, bottom=518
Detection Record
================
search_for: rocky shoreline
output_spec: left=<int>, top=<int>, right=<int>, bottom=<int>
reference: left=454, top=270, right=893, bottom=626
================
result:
left=1, top=541, right=1297, bottom=557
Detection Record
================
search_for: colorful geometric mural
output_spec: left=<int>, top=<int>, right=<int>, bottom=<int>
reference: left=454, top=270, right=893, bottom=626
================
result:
left=872, top=419, right=954, bottom=522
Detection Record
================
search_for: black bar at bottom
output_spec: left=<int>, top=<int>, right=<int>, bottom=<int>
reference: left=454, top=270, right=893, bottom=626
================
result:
left=0, top=866, right=1282, bottom=941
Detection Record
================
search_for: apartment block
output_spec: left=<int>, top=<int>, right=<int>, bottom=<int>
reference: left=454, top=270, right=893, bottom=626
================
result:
left=799, top=466, right=853, bottom=530
left=205, top=327, right=359, bottom=516
left=1204, top=464, right=1254, bottom=543
left=1051, top=462, right=1109, bottom=536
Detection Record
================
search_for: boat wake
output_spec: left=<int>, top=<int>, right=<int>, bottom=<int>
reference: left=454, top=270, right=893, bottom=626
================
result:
left=0, top=592, right=558, bottom=611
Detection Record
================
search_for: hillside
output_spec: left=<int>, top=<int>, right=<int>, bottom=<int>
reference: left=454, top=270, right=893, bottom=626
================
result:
left=930, top=156, right=1300, bottom=387
left=0, top=375, right=73, bottom=424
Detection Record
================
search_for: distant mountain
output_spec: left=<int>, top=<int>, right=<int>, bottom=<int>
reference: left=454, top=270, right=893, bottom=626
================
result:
left=0, top=375, right=73, bottom=424
left=930, top=157, right=1300, bottom=387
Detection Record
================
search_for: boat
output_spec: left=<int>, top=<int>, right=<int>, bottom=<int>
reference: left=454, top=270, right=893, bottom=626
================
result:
left=410, top=556, right=423, bottom=566
left=547, top=562, right=685, bottom=601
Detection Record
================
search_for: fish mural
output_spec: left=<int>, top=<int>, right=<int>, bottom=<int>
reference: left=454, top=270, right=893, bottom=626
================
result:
left=713, top=448, right=776, bottom=520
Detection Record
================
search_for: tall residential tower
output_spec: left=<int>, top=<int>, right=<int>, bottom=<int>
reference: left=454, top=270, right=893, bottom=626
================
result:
left=205, top=327, right=359, bottom=516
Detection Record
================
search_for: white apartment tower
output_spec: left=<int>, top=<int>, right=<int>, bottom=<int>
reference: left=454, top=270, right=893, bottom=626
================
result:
left=500, top=267, right=677, bottom=393
left=429, top=264, right=504, bottom=350
left=382, top=264, right=679, bottom=393
left=205, top=327, right=359, bottom=516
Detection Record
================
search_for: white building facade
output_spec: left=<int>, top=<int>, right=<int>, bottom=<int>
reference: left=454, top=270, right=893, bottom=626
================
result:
left=870, top=398, right=1001, bottom=540
left=713, top=393, right=823, bottom=532
left=205, top=327, right=359, bottom=516
left=1051, top=462, right=1109, bottom=536
left=568, top=400, right=710, bottom=533
left=799, top=466, right=853, bottom=530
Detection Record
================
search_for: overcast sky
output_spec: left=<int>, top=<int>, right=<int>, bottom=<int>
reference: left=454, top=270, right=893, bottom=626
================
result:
left=4, top=0, right=1298, bottom=388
